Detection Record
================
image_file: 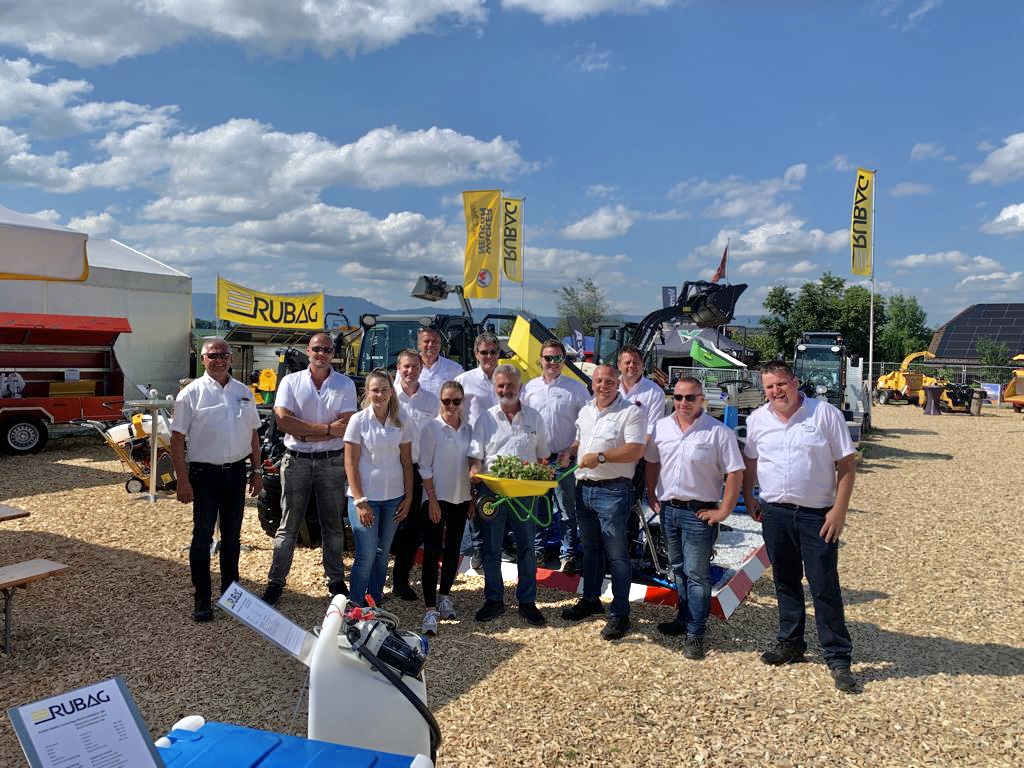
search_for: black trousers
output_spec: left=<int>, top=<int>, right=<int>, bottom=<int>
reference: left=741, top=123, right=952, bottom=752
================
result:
left=421, top=500, right=470, bottom=607
left=390, top=466, right=424, bottom=586
left=189, top=461, right=247, bottom=600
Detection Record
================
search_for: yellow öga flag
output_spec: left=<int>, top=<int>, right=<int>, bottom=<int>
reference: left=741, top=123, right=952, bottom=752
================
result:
left=851, top=168, right=874, bottom=276
left=501, top=197, right=523, bottom=283
left=463, top=190, right=501, bottom=299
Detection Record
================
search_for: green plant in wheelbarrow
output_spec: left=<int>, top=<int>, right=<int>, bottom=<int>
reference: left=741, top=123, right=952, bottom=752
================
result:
left=477, top=457, right=570, bottom=524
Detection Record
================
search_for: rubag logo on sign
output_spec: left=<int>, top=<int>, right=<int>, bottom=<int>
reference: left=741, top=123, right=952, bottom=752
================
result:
left=216, top=277, right=324, bottom=329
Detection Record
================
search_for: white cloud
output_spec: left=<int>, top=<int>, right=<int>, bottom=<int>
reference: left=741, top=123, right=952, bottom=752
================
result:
left=969, top=133, right=1024, bottom=185
left=736, top=259, right=767, bottom=277
left=874, top=0, right=944, bottom=30
left=561, top=204, right=635, bottom=239
left=0, top=1, right=488, bottom=66
left=681, top=218, right=844, bottom=277
left=889, top=250, right=1006, bottom=275
left=890, top=182, right=934, bottom=197
left=910, top=141, right=954, bottom=162
left=568, top=42, right=614, bottom=73
left=29, top=208, right=62, bottom=223
left=982, top=203, right=1024, bottom=235
left=790, top=260, right=816, bottom=274
left=827, top=154, right=855, bottom=172
left=956, top=270, right=1024, bottom=293
left=586, top=183, right=617, bottom=198
left=502, top=0, right=675, bottom=23
left=906, top=0, right=943, bottom=28
left=670, top=163, right=807, bottom=222
left=67, top=210, right=122, bottom=238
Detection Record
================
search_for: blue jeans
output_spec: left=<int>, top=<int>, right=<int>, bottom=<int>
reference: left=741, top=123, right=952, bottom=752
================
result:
left=761, top=502, right=852, bottom=668
left=534, top=455, right=578, bottom=557
left=349, top=496, right=403, bottom=606
left=576, top=479, right=632, bottom=617
left=479, top=489, right=537, bottom=605
left=661, top=503, right=717, bottom=638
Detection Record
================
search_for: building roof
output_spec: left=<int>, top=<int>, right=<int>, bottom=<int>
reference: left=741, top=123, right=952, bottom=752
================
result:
left=87, top=238, right=189, bottom=278
left=929, top=303, right=1024, bottom=361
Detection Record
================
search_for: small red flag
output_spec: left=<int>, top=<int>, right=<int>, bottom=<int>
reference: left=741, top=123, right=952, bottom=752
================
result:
left=710, top=243, right=728, bottom=283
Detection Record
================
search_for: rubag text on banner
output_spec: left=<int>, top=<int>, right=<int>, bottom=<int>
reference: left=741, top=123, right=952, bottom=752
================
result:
left=216, top=276, right=324, bottom=329
left=851, top=168, right=875, bottom=276
left=501, top=197, right=523, bottom=283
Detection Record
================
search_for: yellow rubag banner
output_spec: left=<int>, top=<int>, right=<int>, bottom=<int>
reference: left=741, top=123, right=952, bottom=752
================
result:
left=850, top=168, right=875, bottom=276
left=463, top=190, right=501, bottom=299
left=501, top=197, right=523, bottom=283
left=216, top=276, right=324, bottom=329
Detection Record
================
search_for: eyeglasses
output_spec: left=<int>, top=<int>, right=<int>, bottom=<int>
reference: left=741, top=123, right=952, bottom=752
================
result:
left=440, top=397, right=463, bottom=407
left=478, top=349, right=499, bottom=356
left=542, top=355, right=564, bottom=363
left=673, top=393, right=703, bottom=402
left=309, top=346, right=333, bottom=354
left=204, top=352, right=231, bottom=360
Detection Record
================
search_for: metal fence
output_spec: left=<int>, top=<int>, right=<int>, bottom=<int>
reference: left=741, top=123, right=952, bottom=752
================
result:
left=667, top=366, right=763, bottom=390
left=870, top=362, right=1020, bottom=388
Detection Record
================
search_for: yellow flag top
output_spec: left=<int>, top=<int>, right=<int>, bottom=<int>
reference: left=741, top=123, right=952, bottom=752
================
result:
left=216, top=276, right=324, bottom=329
left=463, top=190, right=501, bottom=299
left=850, top=168, right=875, bottom=277
left=501, top=197, right=523, bottom=283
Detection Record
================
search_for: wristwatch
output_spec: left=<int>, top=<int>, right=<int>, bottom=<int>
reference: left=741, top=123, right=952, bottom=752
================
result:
left=598, top=452, right=607, bottom=464
left=354, top=496, right=368, bottom=505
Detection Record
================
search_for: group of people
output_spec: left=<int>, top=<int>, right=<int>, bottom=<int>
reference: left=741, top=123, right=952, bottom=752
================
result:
left=170, top=329, right=860, bottom=693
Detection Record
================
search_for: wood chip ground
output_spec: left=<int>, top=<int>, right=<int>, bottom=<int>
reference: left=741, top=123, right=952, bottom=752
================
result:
left=1, top=405, right=1022, bottom=766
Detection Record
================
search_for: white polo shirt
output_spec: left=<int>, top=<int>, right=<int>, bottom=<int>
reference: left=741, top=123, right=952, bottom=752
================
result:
left=469, top=402, right=549, bottom=471
left=522, top=373, right=590, bottom=453
left=455, top=366, right=498, bottom=428
left=418, top=356, right=464, bottom=396
left=275, top=368, right=358, bottom=452
left=344, top=408, right=412, bottom=501
left=172, top=373, right=261, bottom=464
left=398, top=385, right=439, bottom=464
left=418, top=416, right=473, bottom=504
left=743, top=395, right=856, bottom=509
left=620, top=376, right=666, bottom=436
left=644, top=410, right=745, bottom=503
left=575, top=394, right=647, bottom=481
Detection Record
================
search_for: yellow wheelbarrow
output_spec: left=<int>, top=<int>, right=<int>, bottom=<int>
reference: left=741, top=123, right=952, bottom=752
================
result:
left=474, top=466, right=576, bottom=526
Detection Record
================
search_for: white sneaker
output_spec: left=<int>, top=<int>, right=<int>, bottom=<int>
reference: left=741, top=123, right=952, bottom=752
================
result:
left=437, top=594, right=456, bottom=620
left=421, top=609, right=439, bottom=636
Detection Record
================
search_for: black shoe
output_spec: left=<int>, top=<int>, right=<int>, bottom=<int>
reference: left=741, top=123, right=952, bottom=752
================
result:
left=831, top=666, right=858, bottom=693
left=475, top=600, right=506, bottom=622
left=561, top=598, right=605, bottom=621
left=261, top=583, right=283, bottom=606
left=601, top=615, right=631, bottom=640
left=761, top=641, right=806, bottom=666
left=329, top=580, right=349, bottom=598
left=501, top=548, right=517, bottom=563
left=657, top=619, right=687, bottom=637
left=560, top=556, right=580, bottom=575
left=470, top=548, right=483, bottom=570
left=684, top=635, right=706, bottom=660
left=518, top=602, right=546, bottom=627
left=192, top=596, right=213, bottom=623
left=393, top=582, right=418, bottom=601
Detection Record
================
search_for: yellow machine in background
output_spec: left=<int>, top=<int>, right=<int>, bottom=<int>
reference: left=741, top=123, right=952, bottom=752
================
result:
left=875, top=350, right=935, bottom=405
left=1002, top=354, right=1024, bottom=413
left=502, top=316, right=588, bottom=385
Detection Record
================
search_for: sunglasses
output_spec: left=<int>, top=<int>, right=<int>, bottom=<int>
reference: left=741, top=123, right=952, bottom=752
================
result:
left=204, top=352, right=231, bottom=360
left=673, top=393, right=703, bottom=402
left=542, top=355, right=564, bottom=363
left=441, top=397, right=463, bottom=406
left=477, top=349, right=499, bottom=356
left=309, top=346, right=333, bottom=354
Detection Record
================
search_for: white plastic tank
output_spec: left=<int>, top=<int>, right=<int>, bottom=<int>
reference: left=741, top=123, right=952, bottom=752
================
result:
left=106, top=414, right=172, bottom=444
left=308, top=595, right=431, bottom=759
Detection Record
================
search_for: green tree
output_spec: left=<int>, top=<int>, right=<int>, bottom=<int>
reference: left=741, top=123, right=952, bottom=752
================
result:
left=976, top=337, right=1011, bottom=383
left=760, top=285, right=797, bottom=357
left=837, top=283, right=886, bottom=360
left=876, top=295, right=931, bottom=362
left=554, top=278, right=621, bottom=338
left=743, top=331, right=781, bottom=362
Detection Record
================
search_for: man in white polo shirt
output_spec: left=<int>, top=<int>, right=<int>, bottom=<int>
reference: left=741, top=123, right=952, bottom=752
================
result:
left=742, top=360, right=858, bottom=693
left=417, top=326, right=464, bottom=396
left=171, top=337, right=262, bottom=623
left=644, top=376, right=744, bottom=660
left=262, top=332, right=357, bottom=606
left=562, top=364, right=646, bottom=640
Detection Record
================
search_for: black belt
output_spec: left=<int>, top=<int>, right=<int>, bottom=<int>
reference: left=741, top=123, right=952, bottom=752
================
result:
left=663, top=499, right=715, bottom=510
left=190, top=459, right=248, bottom=470
left=767, top=502, right=831, bottom=514
left=579, top=477, right=631, bottom=488
left=286, top=448, right=343, bottom=459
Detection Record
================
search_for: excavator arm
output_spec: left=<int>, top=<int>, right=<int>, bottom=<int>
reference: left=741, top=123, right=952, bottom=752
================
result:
left=899, top=350, right=935, bottom=371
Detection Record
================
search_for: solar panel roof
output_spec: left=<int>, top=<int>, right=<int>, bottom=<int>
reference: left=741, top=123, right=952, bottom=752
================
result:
left=929, top=304, right=1024, bottom=360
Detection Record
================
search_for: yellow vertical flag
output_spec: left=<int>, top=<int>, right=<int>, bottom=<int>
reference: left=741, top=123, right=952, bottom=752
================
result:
left=501, top=197, right=523, bottom=283
left=463, top=190, right=501, bottom=299
left=850, top=168, right=875, bottom=276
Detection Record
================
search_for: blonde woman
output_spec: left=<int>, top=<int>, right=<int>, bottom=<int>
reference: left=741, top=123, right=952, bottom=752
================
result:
left=417, top=381, right=474, bottom=635
left=344, top=369, right=413, bottom=606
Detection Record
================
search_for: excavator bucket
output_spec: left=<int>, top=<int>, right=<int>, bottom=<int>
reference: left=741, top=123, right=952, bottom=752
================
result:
left=678, top=281, right=747, bottom=328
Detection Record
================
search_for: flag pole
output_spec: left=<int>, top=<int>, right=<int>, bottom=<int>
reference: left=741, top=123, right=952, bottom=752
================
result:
left=868, top=171, right=876, bottom=391
left=520, top=197, right=526, bottom=312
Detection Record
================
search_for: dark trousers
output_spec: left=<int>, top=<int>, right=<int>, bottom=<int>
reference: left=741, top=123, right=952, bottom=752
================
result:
left=391, top=467, right=424, bottom=586
left=189, top=461, right=247, bottom=601
left=761, top=502, right=853, bottom=668
left=422, top=500, right=470, bottom=607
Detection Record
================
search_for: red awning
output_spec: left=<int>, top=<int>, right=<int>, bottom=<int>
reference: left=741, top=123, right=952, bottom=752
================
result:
left=0, top=312, right=132, bottom=346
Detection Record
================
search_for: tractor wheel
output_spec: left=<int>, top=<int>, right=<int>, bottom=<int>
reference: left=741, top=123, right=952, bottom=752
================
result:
left=125, top=477, right=145, bottom=493
left=877, top=390, right=889, bottom=405
left=2, top=418, right=48, bottom=455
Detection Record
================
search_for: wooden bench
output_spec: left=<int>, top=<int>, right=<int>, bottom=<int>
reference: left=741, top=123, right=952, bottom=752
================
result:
left=1, top=559, right=67, bottom=655
left=0, top=504, right=30, bottom=523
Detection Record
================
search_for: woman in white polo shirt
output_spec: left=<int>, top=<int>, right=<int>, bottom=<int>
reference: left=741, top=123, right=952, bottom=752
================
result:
left=417, top=380, right=474, bottom=635
left=344, top=369, right=413, bottom=606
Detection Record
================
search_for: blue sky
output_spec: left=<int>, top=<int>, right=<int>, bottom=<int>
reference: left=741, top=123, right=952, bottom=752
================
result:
left=1, top=0, right=1022, bottom=329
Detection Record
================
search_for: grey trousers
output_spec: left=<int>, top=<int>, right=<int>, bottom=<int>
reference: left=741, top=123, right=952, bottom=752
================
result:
left=267, top=451, right=347, bottom=587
